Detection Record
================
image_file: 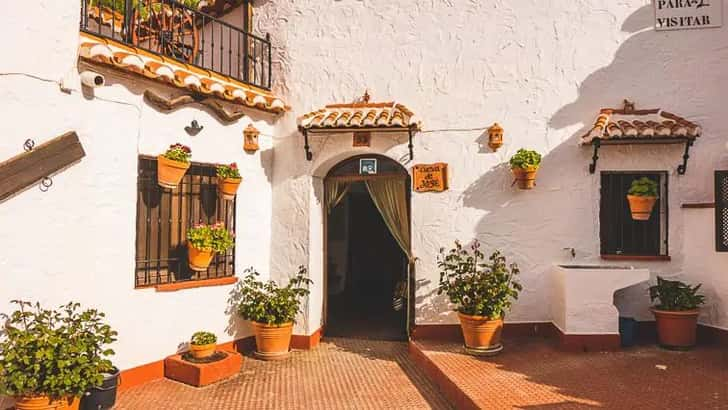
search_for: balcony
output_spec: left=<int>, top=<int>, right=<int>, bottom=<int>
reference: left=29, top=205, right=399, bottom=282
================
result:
left=80, top=0, right=272, bottom=90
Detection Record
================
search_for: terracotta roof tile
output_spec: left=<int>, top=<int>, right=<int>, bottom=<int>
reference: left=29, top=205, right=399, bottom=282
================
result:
left=581, top=106, right=700, bottom=144
left=78, top=33, right=287, bottom=114
left=298, top=101, right=420, bottom=131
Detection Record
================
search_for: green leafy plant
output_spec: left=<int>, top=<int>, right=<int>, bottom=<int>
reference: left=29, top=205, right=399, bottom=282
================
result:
left=0, top=301, right=117, bottom=399
left=649, top=276, right=705, bottom=311
left=163, top=143, right=192, bottom=163
left=628, top=177, right=658, bottom=197
left=509, top=149, right=542, bottom=170
left=187, top=222, right=234, bottom=252
left=217, top=163, right=241, bottom=179
left=437, top=240, right=522, bottom=319
left=190, top=331, right=217, bottom=346
left=91, top=0, right=204, bottom=20
left=237, top=267, right=313, bottom=325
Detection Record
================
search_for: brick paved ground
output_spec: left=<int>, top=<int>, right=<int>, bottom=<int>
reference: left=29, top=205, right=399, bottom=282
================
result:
left=413, top=338, right=728, bottom=410
left=117, top=337, right=452, bottom=410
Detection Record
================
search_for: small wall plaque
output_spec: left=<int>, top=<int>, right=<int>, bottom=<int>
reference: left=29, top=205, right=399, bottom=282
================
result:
left=353, top=132, right=371, bottom=147
left=412, top=163, right=449, bottom=192
left=655, top=0, right=722, bottom=31
left=359, top=158, right=378, bottom=175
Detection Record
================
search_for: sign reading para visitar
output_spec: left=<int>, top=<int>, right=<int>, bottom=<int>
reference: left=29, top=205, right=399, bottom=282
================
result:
left=654, top=0, right=722, bottom=31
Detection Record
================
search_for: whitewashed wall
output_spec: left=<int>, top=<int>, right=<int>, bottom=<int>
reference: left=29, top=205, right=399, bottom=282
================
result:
left=258, top=0, right=728, bottom=333
left=0, top=1, right=275, bottom=369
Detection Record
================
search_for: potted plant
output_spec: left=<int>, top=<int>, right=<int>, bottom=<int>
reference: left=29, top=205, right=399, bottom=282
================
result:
left=186, top=222, right=234, bottom=271
left=236, top=267, right=312, bottom=360
left=509, top=148, right=542, bottom=189
left=217, top=163, right=242, bottom=201
left=437, top=240, right=522, bottom=356
left=189, top=331, right=217, bottom=359
left=0, top=301, right=117, bottom=410
left=627, top=177, right=658, bottom=221
left=157, top=143, right=191, bottom=189
left=650, top=276, right=705, bottom=349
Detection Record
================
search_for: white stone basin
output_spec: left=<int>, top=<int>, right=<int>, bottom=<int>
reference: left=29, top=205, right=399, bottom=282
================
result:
left=550, top=264, right=650, bottom=335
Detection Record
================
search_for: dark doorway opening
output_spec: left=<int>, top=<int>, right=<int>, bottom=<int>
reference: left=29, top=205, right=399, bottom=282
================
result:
left=326, top=181, right=408, bottom=341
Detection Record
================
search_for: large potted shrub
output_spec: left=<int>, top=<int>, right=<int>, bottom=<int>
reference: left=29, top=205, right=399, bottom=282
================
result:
left=189, top=331, right=217, bottom=359
left=236, top=267, right=312, bottom=360
left=650, top=276, right=705, bottom=349
left=157, top=143, right=191, bottom=189
left=437, top=240, right=522, bottom=356
left=627, top=177, right=658, bottom=221
left=509, top=148, right=542, bottom=189
left=0, top=301, right=117, bottom=410
left=186, top=222, right=234, bottom=271
left=216, top=163, right=242, bottom=201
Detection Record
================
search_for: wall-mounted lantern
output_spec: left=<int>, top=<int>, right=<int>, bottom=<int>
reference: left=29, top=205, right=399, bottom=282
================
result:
left=488, top=123, right=504, bottom=151
left=243, top=124, right=260, bottom=153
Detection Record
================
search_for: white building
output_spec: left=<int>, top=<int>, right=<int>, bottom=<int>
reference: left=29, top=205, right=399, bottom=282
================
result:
left=2, top=0, right=727, bottom=386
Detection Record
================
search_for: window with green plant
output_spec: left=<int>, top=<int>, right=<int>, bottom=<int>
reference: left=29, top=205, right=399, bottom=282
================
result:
left=190, top=331, right=217, bottom=346
left=236, top=267, right=313, bottom=325
left=0, top=301, right=117, bottom=399
left=163, top=143, right=192, bottom=163
left=509, top=149, right=542, bottom=169
left=437, top=240, right=522, bottom=319
left=649, top=276, right=705, bottom=311
left=187, top=222, right=235, bottom=252
left=217, top=163, right=241, bottom=179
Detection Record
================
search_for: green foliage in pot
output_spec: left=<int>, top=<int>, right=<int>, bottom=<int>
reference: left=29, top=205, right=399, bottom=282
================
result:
left=91, top=0, right=204, bottom=19
left=187, top=222, right=234, bottom=252
left=190, top=331, right=217, bottom=346
left=162, top=143, right=192, bottom=163
left=509, top=149, right=542, bottom=170
left=0, top=301, right=117, bottom=399
left=437, top=240, right=522, bottom=319
left=217, top=163, right=241, bottom=179
left=628, top=177, right=658, bottom=197
left=236, top=267, right=312, bottom=325
left=649, top=276, right=705, bottom=311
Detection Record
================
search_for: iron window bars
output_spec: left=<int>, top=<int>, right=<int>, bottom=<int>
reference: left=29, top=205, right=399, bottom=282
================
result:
left=600, top=171, right=669, bottom=257
left=135, top=156, right=236, bottom=287
left=715, top=171, right=728, bottom=252
left=80, top=0, right=272, bottom=90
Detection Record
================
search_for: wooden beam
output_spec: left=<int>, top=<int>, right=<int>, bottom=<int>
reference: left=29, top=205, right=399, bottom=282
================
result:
left=0, top=131, right=85, bottom=202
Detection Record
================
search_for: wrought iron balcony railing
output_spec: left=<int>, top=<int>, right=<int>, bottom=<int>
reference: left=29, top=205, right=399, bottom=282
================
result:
left=80, top=0, right=272, bottom=90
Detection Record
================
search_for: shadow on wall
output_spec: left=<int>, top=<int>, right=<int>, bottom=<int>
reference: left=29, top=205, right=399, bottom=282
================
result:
left=416, top=4, right=728, bottom=322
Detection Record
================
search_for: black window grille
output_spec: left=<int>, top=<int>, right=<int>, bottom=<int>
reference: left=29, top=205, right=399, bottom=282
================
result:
left=600, top=171, right=668, bottom=257
left=135, top=156, right=235, bottom=288
left=715, top=171, right=728, bottom=252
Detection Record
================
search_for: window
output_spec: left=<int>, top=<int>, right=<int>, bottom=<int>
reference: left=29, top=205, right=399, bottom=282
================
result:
left=135, top=156, right=236, bottom=288
left=600, top=172, right=668, bottom=257
left=716, top=171, right=728, bottom=252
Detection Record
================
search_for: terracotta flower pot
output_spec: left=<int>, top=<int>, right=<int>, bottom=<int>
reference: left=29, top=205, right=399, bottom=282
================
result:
left=187, top=243, right=215, bottom=272
left=652, top=308, right=699, bottom=349
left=458, top=312, right=504, bottom=356
left=511, top=167, right=538, bottom=190
left=189, top=343, right=216, bottom=359
left=157, top=155, right=190, bottom=189
left=218, top=177, right=242, bottom=201
left=627, top=195, right=657, bottom=221
left=15, top=396, right=79, bottom=410
left=252, top=321, right=293, bottom=360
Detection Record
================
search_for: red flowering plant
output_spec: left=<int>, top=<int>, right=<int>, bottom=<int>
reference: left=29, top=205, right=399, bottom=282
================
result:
left=163, top=143, right=192, bottom=163
left=187, top=222, right=234, bottom=252
left=217, top=162, right=241, bottom=179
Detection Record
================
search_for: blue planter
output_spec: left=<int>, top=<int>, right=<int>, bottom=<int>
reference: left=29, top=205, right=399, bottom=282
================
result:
left=619, top=317, right=637, bottom=347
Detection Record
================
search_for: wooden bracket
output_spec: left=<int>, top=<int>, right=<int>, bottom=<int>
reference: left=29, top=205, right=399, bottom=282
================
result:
left=143, top=90, right=246, bottom=123
left=0, top=131, right=85, bottom=202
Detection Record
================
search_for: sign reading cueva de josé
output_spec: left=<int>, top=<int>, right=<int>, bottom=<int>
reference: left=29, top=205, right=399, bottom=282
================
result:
left=655, top=0, right=723, bottom=31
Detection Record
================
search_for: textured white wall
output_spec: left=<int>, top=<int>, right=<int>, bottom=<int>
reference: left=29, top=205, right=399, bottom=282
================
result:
left=259, top=0, right=728, bottom=331
left=0, top=1, right=275, bottom=369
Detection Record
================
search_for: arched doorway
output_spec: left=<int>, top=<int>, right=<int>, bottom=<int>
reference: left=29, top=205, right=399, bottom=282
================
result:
left=323, top=155, right=412, bottom=341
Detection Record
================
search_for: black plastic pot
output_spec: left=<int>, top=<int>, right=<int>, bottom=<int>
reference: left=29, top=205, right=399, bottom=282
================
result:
left=80, top=367, right=120, bottom=410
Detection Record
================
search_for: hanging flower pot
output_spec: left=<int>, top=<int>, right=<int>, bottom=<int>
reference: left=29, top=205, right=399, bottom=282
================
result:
left=157, top=143, right=191, bottom=189
left=186, top=222, right=234, bottom=271
left=627, top=177, right=658, bottom=221
left=243, top=124, right=260, bottom=153
left=217, top=163, right=242, bottom=201
left=189, top=331, right=218, bottom=359
left=487, top=123, right=504, bottom=151
left=509, top=148, right=542, bottom=190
